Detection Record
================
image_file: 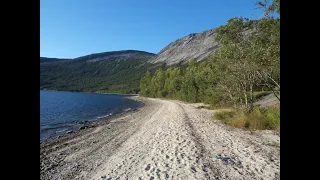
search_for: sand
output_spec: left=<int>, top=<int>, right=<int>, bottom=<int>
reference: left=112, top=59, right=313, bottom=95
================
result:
left=40, top=97, right=280, bottom=180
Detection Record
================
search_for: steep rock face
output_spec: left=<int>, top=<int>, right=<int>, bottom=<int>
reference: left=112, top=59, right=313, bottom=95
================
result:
left=149, top=28, right=220, bottom=66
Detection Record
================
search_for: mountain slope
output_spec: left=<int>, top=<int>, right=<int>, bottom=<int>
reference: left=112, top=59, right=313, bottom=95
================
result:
left=40, top=50, right=163, bottom=94
left=149, top=28, right=220, bottom=66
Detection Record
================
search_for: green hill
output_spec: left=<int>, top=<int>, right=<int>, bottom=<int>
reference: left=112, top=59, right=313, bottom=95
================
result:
left=40, top=50, right=163, bottom=94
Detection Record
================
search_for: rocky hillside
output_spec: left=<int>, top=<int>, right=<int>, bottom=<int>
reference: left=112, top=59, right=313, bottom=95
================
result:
left=149, top=28, right=220, bottom=66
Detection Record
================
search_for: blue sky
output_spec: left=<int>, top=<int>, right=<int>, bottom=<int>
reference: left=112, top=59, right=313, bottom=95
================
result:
left=40, top=0, right=263, bottom=58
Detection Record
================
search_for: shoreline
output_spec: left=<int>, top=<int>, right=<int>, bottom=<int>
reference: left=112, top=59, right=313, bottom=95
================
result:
left=40, top=95, right=144, bottom=144
left=40, top=89, right=139, bottom=96
left=40, top=97, right=280, bottom=180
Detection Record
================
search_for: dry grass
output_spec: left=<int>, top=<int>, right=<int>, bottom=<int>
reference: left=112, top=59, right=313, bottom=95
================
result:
left=230, top=111, right=246, bottom=128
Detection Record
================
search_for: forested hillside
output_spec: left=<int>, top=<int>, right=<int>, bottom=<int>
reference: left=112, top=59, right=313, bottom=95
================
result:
left=40, top=50, right=162, bottom=94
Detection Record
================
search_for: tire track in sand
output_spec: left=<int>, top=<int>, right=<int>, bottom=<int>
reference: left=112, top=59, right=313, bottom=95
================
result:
left=177, top=103, right=222, bottom=179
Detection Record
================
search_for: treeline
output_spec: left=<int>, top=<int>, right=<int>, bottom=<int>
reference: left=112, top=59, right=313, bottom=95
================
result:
left=140, top=0, right=280, bottom=112
left=40, top=57, right=71, bottom=63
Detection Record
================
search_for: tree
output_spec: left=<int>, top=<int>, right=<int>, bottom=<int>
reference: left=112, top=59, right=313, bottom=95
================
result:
left=256, top=0, right=280, bottom=18
left=165, top=67, right=182, bottom=98
left=140, top=71, right=152, bottom=96
left=179, top=59, right=199, bottom=102
left=212, top=0, right=280, bottom=111
left=153, top=68, right=166, bottom=97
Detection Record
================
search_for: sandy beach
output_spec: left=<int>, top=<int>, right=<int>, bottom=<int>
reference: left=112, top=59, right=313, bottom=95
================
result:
left=40, top=97, right=280, bottom=180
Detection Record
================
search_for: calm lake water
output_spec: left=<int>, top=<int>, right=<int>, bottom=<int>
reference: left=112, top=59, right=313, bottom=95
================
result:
left=40, top=90, right=142, bottom=142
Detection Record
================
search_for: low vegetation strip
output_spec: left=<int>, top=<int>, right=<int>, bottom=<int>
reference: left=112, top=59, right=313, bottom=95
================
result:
left=214, top=106, right=280, bottom=130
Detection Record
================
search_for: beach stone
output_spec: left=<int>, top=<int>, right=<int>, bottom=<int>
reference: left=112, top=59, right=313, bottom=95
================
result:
left=67, top=131, right=73, bottom=134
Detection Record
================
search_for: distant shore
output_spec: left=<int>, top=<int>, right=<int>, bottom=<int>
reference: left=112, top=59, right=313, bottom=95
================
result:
left=40, top=89, right=139, bottom=96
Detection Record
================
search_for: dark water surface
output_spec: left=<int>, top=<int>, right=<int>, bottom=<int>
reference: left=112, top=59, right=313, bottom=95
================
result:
left=40, top=90, right=142, bottom=142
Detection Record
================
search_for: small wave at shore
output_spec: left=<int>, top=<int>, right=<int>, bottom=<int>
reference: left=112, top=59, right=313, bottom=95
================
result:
left=96, top=113, right=113, bottom=119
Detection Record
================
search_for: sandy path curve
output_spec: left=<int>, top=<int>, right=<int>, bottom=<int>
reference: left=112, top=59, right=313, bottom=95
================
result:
left=40, top=98, right=280, bottom=180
